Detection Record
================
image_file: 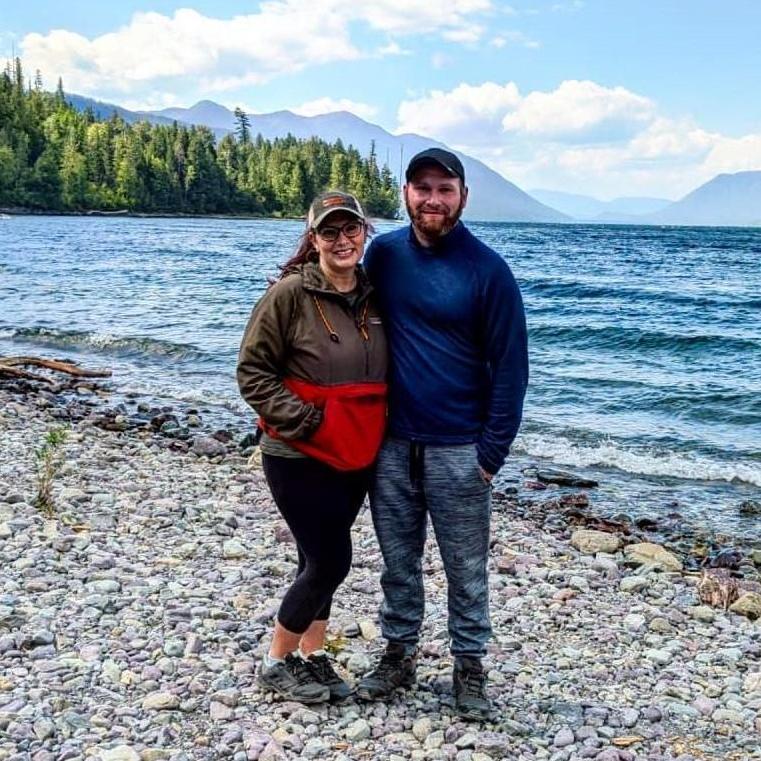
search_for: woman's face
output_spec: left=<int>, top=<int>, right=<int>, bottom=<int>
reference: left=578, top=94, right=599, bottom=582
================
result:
left=310, top=211, right=366, bottom=279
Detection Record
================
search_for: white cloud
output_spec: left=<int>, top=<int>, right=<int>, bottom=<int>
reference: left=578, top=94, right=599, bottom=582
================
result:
left=394, top=78, right=761, bottom=198
left=291, top=97, right=379, bottom=120
left=376, top=41, right=409, bottom=56
left=397, top=82, right=521, bottom=145
left=502, top=80, right=655, bottom=141
left=704, top=133, right=761, bottom=176
left=21, top=2, right=492, bottom=99
left=552, top=1, right=585, bottom=12
left=351, top=0, right=492, bottom=36
left=120, top=93, right=188, bottom=112
left=22, top=8, right=359, bottom=95
left=397, top=80, right=653, bottom=148
left=489, top=30, right=540, bottom=49
left=442, top=25, right=485, bottom=44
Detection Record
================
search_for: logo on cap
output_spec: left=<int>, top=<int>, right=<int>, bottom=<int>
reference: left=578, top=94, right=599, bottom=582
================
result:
left=321, top=195, right=347, bottom=208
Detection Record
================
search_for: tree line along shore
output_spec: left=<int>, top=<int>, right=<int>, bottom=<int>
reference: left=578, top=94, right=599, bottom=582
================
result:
left=0, top=59, right=401, bottom=219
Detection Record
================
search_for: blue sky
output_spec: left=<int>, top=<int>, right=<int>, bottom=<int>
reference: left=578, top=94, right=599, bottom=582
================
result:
left=2, top=1, right=760, bottom=199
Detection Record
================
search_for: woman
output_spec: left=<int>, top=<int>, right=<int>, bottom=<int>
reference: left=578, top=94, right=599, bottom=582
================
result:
left=237, top=191, right=387, bottom=704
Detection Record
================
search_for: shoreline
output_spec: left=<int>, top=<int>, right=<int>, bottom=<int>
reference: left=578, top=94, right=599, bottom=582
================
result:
left=0, top=208, right=402, bottom=223
left=0, top=208, right=302, bottom=222
left=1, top=383, right=760, bottom=760
left=0, top=360, right=756, bottom=568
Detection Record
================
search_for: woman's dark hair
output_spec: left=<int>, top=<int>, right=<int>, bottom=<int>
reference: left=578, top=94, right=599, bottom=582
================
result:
left=278, top=218, right=375, bottom=279
left=279, top=229, right=318, bottom=278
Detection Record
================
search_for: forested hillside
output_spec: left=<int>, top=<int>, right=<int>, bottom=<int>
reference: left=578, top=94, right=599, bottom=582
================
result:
left=0, top=60, right=399, bottom=217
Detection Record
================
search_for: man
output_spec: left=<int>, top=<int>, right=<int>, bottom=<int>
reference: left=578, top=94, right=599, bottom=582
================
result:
left=357, top=148, right=528, bottom=720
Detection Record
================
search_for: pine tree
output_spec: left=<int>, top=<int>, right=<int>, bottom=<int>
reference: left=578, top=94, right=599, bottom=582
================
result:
left=0, top=60, right=400, bottom=218
left=233, top=107, right=251, bottom=145
left=55, top=77, right=65, bottom=105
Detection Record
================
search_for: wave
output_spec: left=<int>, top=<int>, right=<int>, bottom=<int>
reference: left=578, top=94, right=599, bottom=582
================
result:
left=523, top=278, right=758, bottom=308
left=528, top=323, right=759, bottom=354
left=116, top=381, right=250, bottom=415
left=515, top=433, right=761, bottom=487
left=0, top=326, right=208, bottom=361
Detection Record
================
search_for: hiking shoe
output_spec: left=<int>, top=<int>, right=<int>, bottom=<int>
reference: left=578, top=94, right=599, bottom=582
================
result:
left=306, top=652, right=353, bottom=701
left=356, top=643, right=417, bottom=701
left=453, top=657, right=492, bottom=721
left=257, top=653, right=330, bottom=704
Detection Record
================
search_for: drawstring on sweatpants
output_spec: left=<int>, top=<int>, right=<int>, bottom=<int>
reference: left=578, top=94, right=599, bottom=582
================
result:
left=409, top=442, right=425, bottom=487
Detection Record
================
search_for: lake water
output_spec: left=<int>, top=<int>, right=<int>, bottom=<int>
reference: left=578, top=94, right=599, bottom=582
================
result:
left=1, top=215, right=759, bottom=542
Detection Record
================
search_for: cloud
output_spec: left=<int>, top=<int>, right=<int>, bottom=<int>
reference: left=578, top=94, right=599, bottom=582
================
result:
left=397, top=82, right=521, bottom=145
left=551, top=1, right=585, bottom=12
left=489, top=30, right=540, bottom=49
left=291, top=97, right=379, bottom=120
left=20, top=2, right=492, bottom=99
left=502, top=80, right=655, bottom=141
left=375, top=41, right=409, bottom=56
left=703, top=133, right=761, bottom=176
left=21, top=8, right=358, bottom=95
left=351, top=0, right=492, bottom=36
left=397, top=80, right=652, bottom=148
left=442, top=25, right=485, bottom=44
left=395, top=78, right=761, bottom=198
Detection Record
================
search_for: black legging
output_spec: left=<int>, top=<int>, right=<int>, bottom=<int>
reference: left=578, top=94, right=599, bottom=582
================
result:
left=262, top=454, right=370, bottom=633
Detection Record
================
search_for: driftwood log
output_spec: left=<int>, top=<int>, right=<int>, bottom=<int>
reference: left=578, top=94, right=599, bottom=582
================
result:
left=0, top=356, right=112, bottom=385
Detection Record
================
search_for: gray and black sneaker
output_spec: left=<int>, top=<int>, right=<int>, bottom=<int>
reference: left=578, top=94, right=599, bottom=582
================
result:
left=306, top=652, right=353, bottom=701
left=356, top=643, right=417, bottom=701
left=453, top=657, right=492, bottom=721
left=258, top=653, right=330, bottom=704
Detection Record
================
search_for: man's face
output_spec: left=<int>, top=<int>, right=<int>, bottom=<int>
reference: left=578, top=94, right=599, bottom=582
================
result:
left=404, top=165, right=468, bottom=243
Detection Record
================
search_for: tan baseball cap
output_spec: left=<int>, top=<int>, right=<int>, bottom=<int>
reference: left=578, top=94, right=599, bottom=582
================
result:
left=307, top=190, right=366, bottom=229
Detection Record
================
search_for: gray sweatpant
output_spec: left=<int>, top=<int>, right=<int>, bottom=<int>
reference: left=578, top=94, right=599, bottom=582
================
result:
left=369, top=437, right=492, bottom=658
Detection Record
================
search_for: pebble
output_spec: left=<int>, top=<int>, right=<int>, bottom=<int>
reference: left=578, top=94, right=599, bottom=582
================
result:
left=689, top=605, right=716, bottom=623
left=619, top=576, right=650, bottom=593
left=413, top=718, right=432, bottom=741
left=570, top=530, right=621, bottom=555
left=624, top=543, right=683, bottom=572
left=142, top=692, right=180, bottom=711
left=223, top=539, right=247, bottom=559
left=645, top=648, right=673, bottom=665
left=0, top=387, right=757, bottom=761
left=346, top=718, right=371, bottom=741
left=99, top=747, right=141, bottom=761
left=553, top=727, right=575, bottom=748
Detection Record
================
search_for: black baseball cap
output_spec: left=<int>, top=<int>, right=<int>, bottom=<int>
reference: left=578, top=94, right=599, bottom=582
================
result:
left=406, top=148, right=465, bottom=184
left=307, top=190, right=366, bottom=229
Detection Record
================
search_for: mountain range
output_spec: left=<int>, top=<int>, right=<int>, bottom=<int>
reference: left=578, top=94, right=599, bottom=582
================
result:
left=68, top=94, right=566, bottom=223
left=68, top=94, right=761, bottom=227
left=529, top=190, right=673, bottom=221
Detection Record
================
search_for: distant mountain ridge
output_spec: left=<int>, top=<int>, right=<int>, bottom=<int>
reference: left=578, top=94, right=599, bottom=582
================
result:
left=640, top=171, right=761, bottom=227
left=66, top=94, right=568, bottom=223
left=530, top=189, right=672, bottom=221
left=65, top=94, right=761, bottom=227
left=532, top=175, right=761, bottom=227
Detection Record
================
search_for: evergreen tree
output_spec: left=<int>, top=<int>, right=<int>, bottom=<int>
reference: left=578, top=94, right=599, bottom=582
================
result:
left=233, top=107, right=251, bottom=145
left=0, top=61, right=400, bottom=218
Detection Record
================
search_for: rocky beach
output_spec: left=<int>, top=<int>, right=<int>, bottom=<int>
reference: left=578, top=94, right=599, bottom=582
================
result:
left=1, top=380, right=760, bottom=761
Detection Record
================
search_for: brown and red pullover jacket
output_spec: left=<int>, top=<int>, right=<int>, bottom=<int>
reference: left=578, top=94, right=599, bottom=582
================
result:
left=237, top=262, right=388, bottom=471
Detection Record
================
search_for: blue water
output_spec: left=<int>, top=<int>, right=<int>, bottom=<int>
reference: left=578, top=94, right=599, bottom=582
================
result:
left=1, top=216, right=760, bottom=539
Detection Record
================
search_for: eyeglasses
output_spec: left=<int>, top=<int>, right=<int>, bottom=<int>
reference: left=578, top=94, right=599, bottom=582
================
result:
left=315, top=220, right=365, bottom=242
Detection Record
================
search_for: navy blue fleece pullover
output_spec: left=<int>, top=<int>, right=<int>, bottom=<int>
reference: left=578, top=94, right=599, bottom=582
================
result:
left=364, top=222, right=528, bottom=474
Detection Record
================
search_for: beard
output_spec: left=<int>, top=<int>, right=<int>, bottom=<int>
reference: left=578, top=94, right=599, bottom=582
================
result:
left=406, top=197, right=466, bottom=241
